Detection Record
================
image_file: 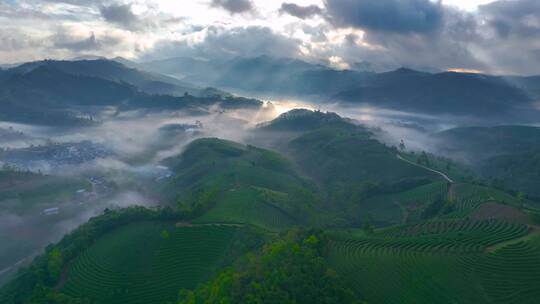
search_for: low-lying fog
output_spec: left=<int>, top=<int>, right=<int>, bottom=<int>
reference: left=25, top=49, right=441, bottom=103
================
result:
left=0, top=96, right=503, bottom=285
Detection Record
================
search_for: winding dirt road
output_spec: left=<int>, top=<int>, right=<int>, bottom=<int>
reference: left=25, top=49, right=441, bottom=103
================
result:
left=396, top=154, right=454, bottom=183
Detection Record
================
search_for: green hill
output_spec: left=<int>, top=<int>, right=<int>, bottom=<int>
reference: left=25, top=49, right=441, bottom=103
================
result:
left=3, top=111, right=540, bottom=303
left=328, top=219, right=539, bottom=304
left=161, top=138, right=320, bottom=230
left=435, top=126, right=540, bottom=198
left=62, top=222, right=243, bottom=304
left=254, top=110, right=442, bottom=226
left=0, top=61, right=262, bottom=126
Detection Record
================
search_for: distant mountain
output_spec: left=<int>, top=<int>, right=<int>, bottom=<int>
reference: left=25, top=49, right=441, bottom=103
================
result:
left=140, top=55, right=540, bottom=121
left=4, top=65, right=138, bottom=106
left=138, top=57, right=226, bottom=84
left=0, top=66, right=138, bottom=126
left=111, top=56, right=139, bottom=68
left=334, top=69, right=533, bottom=118
left=10, top=59, right=207, bottom=97
left=351, top=61, right=441, bottom=73
left=435, top=126, right=540, bottom=197
left=0, top=60, right=262, bottom=126
left=71, top=55, right=107, bottom=61
left=140, top=55, right=372, bottom=96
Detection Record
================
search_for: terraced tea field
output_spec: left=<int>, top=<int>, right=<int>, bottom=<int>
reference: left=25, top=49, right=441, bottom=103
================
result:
left=361, top=181, right=449, bottom=225
left=461, top=235, right=540, bottom=304
left=62, top=222, right=239, bottom=304
left=193, top=187, right=295, bottom=231
left=451, top=183, right=519, bottom=212
left=328, top=219, right=539, bottom=304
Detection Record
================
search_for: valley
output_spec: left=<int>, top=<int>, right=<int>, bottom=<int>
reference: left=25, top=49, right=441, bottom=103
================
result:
left=0, top=58, right=539, bottom=304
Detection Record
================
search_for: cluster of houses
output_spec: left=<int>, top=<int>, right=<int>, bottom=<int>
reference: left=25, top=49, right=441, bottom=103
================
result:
left=1, top=140, right=112, bottom=171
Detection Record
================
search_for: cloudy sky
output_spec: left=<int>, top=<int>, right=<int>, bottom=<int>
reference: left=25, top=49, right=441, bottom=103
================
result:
left=1, top=0, right=539, bottom=75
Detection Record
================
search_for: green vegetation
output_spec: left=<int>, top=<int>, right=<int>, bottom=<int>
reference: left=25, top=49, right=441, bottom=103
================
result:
left=328, top=219, right=536, bottom=304
left=0, top=170, right=90, bottom=215
left=63, top=223, right=251, bottom=304
left=0, top=207, right=180, bottom=304
left=0, top=169, right=91, bottom=275
left=445, top=183, right=523, bottom=218
left=0, top=60, right=262, bottom=126
left=255, top=110, right=445, bottom=226
left=179, top=228, right=362, bottom=304
left=3, top=110, right=540, bottom=304
left=193, top=187, right=296, bottom=231
left=459, top=235, right=540, bottom=304
left=399, top=151, right=474, bottom=183
left=361, top=181, right=449, bottom=226
left=287, top=127, right=437, bottom=185
left=162, top=138, right=320, bottom=230
left=436, top=126, right=540, bottom=198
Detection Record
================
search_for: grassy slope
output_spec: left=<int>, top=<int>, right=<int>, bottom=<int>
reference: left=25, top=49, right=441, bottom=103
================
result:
left=327, top=219, right=538, bottom=304
left=362, top=181, right=449, bottom=226
left=162, top=138, right=321, bottom=230
left=255, top=110, right=442, bottom=226
left=435, top=126, right=540, bottom=197
left=62, top=222, right=244, bottom=304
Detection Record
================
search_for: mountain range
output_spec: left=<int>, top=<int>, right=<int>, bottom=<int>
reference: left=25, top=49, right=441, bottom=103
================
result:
left=133, top=55, right=540, bottom=122
left=0, top=59, right=259, bottom=126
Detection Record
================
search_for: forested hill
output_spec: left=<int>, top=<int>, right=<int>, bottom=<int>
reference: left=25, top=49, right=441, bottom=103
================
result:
left=0, top=60, right=262, bottom=126
left=9, top=59, right=205, bottom=97
left=435, top=125, right=540, bottom=197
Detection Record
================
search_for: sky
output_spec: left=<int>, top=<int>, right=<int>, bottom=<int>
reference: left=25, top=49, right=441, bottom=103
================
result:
left=1, top=0, right=540, bottom=75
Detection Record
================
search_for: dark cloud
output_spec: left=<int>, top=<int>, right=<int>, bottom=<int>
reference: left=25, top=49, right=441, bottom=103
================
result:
left=54, top=32, right=100, bottom=51
left=145, top=26, right=301, bottom=61
left=100, top=3, right=143, bottom=31
left=301, top=24, right=328, bottom=43
left=479, top=0, right=540, bottom=39
left=210, top=0, right=254, bottom=14
left=279, top=3, right=322, bottom=19
left=52, top=30, right=122, bottom=52
left=304, top=5, right=484, bottom=74
left=0, top=28, right=42, bottom=52
left=324, top=0, right=444, bottom=34
left=465, top=0, right=540, bottom=75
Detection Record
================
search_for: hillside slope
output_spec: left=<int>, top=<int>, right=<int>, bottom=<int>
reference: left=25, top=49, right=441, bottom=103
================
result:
left=253, top=109, right=442, bottom=226
left=161, top=138, right=320, bottom=230
left=435, top=126, right=540, bottom=197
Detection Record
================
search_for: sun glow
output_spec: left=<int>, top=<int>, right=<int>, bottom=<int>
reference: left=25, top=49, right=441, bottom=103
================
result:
left=447, top=68, right=484, bottom=74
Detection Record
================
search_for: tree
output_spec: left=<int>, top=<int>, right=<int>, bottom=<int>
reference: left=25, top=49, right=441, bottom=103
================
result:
left=161, top=230, right=170, bottom=239
left=362, top=213, right=374, bottom=235
left=399, top=140, right=406, bottom=151
left=516, top=191, right=526, bottom=207
left=47, top=248, right=63, bottom=281
left=446, top=160, right=452, bottom=171
left=530, top=212, right=540, bottom=225
left=417, top=151, right=430, bottom=167
left=178, top=229, right=362, bottom=304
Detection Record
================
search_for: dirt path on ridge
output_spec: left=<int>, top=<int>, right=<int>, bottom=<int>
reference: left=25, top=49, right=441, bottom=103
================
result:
left=396, top=154, right=454, bottom=183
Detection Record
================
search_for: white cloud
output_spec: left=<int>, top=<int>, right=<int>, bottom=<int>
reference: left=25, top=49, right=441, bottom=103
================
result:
left=0, top=0, right=538, bottom=75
